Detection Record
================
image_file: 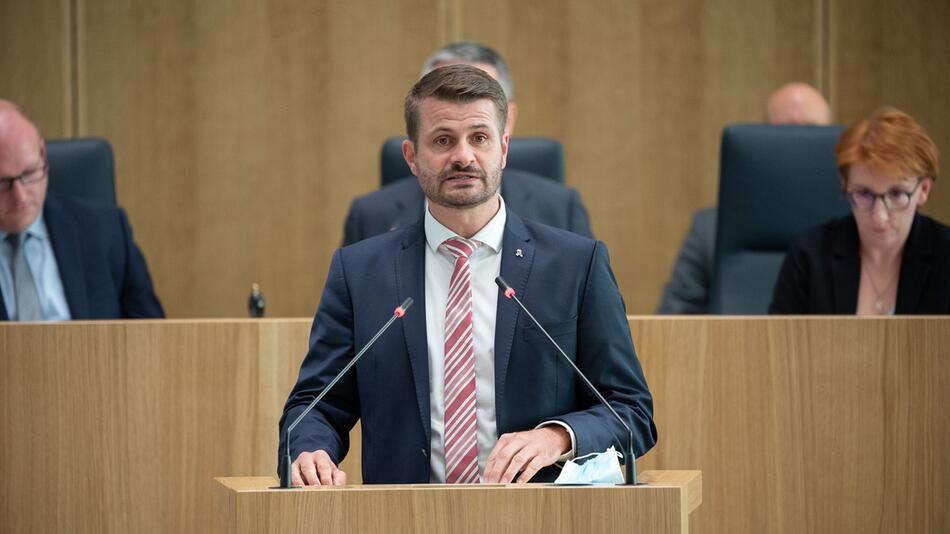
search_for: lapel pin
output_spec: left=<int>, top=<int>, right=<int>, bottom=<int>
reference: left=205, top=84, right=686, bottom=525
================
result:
left=515, top=248, right=524, bottom=258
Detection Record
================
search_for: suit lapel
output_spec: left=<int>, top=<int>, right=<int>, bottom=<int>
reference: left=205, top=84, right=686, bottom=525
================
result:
left=493, top=213, right=534, bottom=431
left=830, top=216, right=861, bottom=313
left=0, top=286, right=8, bottom=320
left=397, top=183, right=426, bottom=233
left=895, top=214, right=932, bottom=313
left=396, top=222, right=431, bottom=439
left=43, top=195, right=89, bottom=319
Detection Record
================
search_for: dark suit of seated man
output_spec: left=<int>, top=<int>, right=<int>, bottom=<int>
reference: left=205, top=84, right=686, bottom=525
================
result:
left=280, top=65, right=655, bottom=486
left=0, top=100, right=163, bottom=321
left=342, top=41, right=593, bottom=245
left=343, top=168, right=592, bottom=245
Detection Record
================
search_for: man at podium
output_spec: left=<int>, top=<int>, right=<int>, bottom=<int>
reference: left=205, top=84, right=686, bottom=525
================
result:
left=279, top=65, right=656, bottom=485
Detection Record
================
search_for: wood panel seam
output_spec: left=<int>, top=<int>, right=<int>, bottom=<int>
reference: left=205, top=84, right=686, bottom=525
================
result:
left=69, top=0, right=80, bottom=137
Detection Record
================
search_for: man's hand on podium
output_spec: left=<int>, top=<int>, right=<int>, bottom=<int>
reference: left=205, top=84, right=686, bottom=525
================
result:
left=292, top=450, right=348, bottom=486
left=483, top=426, right=571, bottom=484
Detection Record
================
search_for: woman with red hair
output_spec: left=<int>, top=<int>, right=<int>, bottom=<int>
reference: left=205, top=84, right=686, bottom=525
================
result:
left=770, top=106, right=950, bottom=314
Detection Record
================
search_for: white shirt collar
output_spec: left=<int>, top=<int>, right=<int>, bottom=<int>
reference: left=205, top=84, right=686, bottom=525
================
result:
left=424, top=195, right=507, bottom=254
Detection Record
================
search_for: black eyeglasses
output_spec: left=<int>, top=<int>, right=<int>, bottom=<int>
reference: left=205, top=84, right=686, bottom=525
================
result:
left=0, top=162, right=48, bottom=192
left=846, top=179, right=922, bottom=212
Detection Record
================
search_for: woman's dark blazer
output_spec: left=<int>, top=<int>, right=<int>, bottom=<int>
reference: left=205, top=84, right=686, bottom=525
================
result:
left=769, top=213, right=950, bottom=314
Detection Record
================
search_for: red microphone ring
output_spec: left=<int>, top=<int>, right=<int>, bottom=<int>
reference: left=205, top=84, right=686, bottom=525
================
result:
left=394, top=307, right=405, bottom=318
left=504, top=288, right=516, bottom=299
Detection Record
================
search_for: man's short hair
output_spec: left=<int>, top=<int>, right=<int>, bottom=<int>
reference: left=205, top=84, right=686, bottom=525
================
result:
left=404, top=64, right=509, bottom=145
left=422, top=41, right=514, bottom=101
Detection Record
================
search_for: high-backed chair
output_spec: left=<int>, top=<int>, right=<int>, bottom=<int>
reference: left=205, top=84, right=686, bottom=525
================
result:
left=380, top=136, right=566, bottom=186
left=45, top=137, right=117, bottom=205
left=710, top=124, right=850, bottom=314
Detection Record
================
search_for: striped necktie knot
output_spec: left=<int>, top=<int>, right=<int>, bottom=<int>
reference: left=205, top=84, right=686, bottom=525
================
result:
left=442, top=237, right=477, bottom=260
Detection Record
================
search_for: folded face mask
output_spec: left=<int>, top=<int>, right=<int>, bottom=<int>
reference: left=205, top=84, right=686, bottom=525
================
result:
left=554, top=446, right=625, bottom=485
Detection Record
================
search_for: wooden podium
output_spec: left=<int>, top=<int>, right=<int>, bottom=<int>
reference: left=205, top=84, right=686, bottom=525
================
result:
left=215, top=470, right=701, bottom=534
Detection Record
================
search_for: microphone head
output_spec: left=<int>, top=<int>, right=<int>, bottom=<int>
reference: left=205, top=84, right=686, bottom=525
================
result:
left=395, top=297, right=414, bottom=317
left=495, top=276, right=515, bottom=298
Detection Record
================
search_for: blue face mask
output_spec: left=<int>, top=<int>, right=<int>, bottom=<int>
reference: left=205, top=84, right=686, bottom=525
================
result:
left=554, top=446, right=625, bottom=485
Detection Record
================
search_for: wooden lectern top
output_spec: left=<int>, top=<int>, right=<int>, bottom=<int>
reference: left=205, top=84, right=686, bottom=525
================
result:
left=215, top=470, right=701, bottom=534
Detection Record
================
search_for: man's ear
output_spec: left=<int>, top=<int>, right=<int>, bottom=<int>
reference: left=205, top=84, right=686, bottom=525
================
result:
left=500, top=131, right=509, bottom=169
left=402, top=138, right=418, bottom=177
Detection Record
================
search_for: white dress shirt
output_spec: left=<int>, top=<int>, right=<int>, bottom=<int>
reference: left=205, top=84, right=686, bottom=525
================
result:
left=424, top=197, right=506, bottom=483
left=0, top=213, right=71, bottom=321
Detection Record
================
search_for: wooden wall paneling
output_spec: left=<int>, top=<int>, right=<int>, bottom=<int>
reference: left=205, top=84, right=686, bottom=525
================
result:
left=3, top=317, right=948, bottom=532
left=0, top=0, right=72, bottom=137
left=459, top=0, right=821, bottom=313
left=0, top=319, right=311, bottom=533
left=829, top=0, right=950, bottom=224
left=77, top=0, right=445, bottom=318
left=633, top=316, right=950, bottom=534
left=5, top=1, right=950, bottom=320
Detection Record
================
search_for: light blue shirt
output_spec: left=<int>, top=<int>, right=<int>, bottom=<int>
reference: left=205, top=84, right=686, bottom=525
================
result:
left=0, top=213, right=71, bottom=321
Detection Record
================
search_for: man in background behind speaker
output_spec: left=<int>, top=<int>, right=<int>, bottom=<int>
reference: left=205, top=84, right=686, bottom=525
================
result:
left=342, top=41, right=593, bottom=245
left=656, top=83, right=831, bottom=313
left=0, top=100, right=163, bottom=321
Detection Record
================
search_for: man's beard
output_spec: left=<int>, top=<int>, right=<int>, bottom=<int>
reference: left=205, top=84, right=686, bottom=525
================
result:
left=419, top=161, right=502, bottom=209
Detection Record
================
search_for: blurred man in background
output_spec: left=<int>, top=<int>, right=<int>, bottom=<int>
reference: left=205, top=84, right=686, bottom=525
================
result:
left=656, top=83, right=831, bottom=313
left=0, top=99, right=163, bottom=321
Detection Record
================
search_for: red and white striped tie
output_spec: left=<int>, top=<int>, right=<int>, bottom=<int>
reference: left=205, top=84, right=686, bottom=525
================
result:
left=441, top=237, right=479, bottom=484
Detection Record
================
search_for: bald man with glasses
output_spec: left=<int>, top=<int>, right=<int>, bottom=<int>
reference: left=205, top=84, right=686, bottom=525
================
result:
left=0, top=100, right=163, bottom=321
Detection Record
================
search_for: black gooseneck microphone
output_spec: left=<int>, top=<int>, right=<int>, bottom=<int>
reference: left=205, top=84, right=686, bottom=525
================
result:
left=495, top=276, right=637, bottom=485
left=280, top=297, right=413, bottom=488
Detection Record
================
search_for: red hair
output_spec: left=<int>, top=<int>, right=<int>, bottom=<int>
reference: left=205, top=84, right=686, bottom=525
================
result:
left=836, top=106, right=939, bottom=185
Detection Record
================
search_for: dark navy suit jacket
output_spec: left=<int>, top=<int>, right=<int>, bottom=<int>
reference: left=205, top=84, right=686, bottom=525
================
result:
left=280, top=210, right=656, bottom=484
left=342, top=169, right=593, bottom=246
left=0, top=192, right=164, bottom=320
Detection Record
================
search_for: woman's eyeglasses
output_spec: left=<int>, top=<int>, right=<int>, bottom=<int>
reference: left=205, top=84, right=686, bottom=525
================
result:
left=846, top=179, right=922, bottom=212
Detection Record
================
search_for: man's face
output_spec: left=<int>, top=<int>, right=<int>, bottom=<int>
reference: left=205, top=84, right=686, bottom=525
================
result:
left=0, top=133, right=47, bottom=234
left=404, top=97, right=508, bottom=210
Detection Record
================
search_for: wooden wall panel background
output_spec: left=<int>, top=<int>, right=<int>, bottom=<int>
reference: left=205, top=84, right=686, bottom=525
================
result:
left=1, top=0, right=948, bottom=316
left=0, top=320, right=310, bottom=533
left=0, top=0, right=72, bottom=137
left=76, top=0, right=445, bottom=317
left=4, top=318, right=946, bottom=533
left=633, top=316, right=950, bottom=534
left=460, top=0, right=820, bottom=313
